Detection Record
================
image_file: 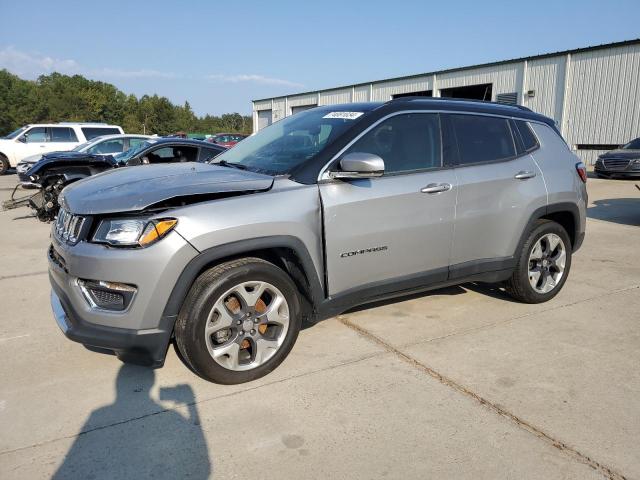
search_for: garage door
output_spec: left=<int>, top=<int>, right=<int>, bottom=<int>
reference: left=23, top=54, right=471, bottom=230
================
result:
left=257, top=110, right=272, bottom=130
left=291, top=104, right=317, bottom=115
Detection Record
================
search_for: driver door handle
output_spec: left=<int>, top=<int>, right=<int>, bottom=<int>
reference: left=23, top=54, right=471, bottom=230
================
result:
left=514, top=170, right=536, bottom=180
left=421, top=183, right=452, bottom=194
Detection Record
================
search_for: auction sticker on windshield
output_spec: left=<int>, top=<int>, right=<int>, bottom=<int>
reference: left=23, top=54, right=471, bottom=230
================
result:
left=323, top=112, right=364, bottom=120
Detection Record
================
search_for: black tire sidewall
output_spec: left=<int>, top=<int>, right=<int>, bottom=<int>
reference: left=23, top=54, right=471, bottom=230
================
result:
left=0, top=156, right=9, bottom=175
left=178, top=260, right=302, bottom=384
left=516, top=221, right=572, bottom=303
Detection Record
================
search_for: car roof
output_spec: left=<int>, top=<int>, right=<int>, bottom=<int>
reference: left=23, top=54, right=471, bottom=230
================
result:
left=310, top=98, right=555, bottom=126
left=24, top=123, right=123, bottom=128
left=88, top=134, right=152, bottom=142
left=149, top=138, right=227, bottom=148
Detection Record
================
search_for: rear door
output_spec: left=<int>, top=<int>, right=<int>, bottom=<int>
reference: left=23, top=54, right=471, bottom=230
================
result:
left=447, top=113, right=547, bottom=277
left=320, top=112, right=457, bottom=296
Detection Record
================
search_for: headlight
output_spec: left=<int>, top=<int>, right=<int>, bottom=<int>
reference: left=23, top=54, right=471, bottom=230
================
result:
left=92, top=218, right=177, bottom=247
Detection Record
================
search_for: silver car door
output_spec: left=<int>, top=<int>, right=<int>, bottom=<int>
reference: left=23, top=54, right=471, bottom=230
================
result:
left=319, top=112, right=457, bottom=296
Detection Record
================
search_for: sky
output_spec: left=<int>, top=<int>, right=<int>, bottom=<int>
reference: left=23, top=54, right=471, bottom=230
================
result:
left=0, top=0, right=638, bottom=116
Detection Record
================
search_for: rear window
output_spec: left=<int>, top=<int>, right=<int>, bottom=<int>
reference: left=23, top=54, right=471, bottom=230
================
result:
left=81, top=127, right=121, bottom=140
left=515, top=121, right=539, bottom=151
left=451, top=114, right=516, bottom=165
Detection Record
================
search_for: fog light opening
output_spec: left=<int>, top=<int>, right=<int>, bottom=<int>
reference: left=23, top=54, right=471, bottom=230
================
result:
left=77, top=279, right=137, bottom=312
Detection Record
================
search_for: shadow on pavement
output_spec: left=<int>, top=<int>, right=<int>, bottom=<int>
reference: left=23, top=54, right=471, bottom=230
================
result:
left=588, top=198, right=640, bottom=227
left=52, top=364, right=211, bottom=479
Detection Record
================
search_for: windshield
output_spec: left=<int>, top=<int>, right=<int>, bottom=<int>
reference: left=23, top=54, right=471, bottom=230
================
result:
left=4, top=126, right=28, bottom=139
left=114, top=140, right=153, bottom=162
left=212, top=109, right=364, bottom=175
left=72, top=141, right=93, bottom=151
left=622, top=138, right=640, bottom=150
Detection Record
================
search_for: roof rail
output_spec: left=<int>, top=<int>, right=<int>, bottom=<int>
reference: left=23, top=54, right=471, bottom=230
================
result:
left=388, top=96, right=532, bottom=112
left=57, top=122, right=109, bottom=125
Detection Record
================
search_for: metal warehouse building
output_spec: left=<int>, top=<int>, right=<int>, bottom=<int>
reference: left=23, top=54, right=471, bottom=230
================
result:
left=252, top=39, right=640, bottom=164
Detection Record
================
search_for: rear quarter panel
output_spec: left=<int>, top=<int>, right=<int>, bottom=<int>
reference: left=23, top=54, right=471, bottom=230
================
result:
left=529, top=122, right=587, bottom=236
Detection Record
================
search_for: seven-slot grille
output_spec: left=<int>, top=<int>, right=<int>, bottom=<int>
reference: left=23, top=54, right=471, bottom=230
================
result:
left=602, top=158, right=631, bottom=170
left=55, top=209, right=86, bottom=245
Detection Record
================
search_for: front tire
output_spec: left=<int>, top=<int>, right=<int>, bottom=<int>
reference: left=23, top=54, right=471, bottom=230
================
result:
left=505, top=220, right=572, bottom=303
left=0, top=155, right=9, bottom=175
left=174, top=257, right=302, bottom=384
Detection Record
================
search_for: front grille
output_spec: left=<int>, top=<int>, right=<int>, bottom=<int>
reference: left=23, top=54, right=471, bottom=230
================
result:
left=54, top=209, right=86, bottom=245
left=602, top=158, right=631, bottom=170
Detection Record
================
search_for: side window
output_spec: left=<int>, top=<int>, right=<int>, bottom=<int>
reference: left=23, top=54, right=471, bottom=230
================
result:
left=128, top=137, right=147, bottom=149
left=146, top=147, right=174, bottom=163
left=515, top=120, right=539, bottom=152
left=343, top=113, right=442, bottom=174
left=451, top=114, right=516, bottom=165
left=199, top=147, right=223, bottom=162
left=81, top=127, right=121, bottom=140
left=145, top=146, right=199, bottom=163
left=23, top=127, right=48, bottom=143
left=49, top=127, right=79, bottom=143
left=88, top=139, right=124, bottom=154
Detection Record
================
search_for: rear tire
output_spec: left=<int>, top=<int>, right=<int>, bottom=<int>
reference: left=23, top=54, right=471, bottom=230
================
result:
left=0, top=155, right=9, bottom=175
left=505, top=220, right=572, bottom=303
left=174, top=257, right=302, bottom=384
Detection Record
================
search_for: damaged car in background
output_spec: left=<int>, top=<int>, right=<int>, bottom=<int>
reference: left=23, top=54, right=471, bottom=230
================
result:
left=2, top=138, right=226, bottom=221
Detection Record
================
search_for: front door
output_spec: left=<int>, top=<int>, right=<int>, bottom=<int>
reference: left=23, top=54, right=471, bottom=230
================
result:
left=319, top=112, right=457, bottom=296
left=15, top=127, right=49, bottom=162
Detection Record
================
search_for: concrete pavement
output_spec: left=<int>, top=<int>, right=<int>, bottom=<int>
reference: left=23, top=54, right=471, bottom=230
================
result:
left=0, top=172, right=638, bottom=479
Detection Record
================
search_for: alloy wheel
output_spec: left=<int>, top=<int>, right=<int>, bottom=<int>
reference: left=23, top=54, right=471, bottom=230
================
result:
left=204, top=281, right=290, bottom=371
left=527, top=233, right=566, bottom=294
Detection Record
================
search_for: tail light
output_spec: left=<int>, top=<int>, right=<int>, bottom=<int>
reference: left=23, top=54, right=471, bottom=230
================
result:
left=575, top=162, right=587, bottom=183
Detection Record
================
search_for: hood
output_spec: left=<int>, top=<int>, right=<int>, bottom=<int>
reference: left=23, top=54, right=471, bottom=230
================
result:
left=43, top=151, right=101, bottom=160
left=28, top=151, right=114, bottom=178
left=18, top=153, right=44, bottom=165
left=61, top=162, right=274, bottom=215
left=599, top=149, right=640, bottom=160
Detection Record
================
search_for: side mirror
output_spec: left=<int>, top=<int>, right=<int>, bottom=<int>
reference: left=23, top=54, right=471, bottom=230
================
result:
left=18, top=135, right=27, bottom=143
left=329, top=152, right=385, bottom=179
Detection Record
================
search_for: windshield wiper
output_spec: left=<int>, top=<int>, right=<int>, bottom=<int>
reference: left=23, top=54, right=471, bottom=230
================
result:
left=216, top=160, right=247, bottom=170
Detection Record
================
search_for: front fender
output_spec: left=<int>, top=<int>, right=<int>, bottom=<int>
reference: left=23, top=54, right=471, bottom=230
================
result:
left=161, top=235, right=325, bottom=320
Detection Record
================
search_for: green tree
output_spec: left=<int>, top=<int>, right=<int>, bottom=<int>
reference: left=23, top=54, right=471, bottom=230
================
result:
left=0, top=69, right=253, bottom=136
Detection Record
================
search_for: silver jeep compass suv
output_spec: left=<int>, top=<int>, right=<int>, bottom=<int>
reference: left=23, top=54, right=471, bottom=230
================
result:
left=49, top=98, right=588, bottom=384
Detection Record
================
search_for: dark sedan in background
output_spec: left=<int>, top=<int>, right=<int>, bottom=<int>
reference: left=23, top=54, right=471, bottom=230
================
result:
left=15, top=138, right=226, bottom=221
left=595, top=137, right=640, bottom=178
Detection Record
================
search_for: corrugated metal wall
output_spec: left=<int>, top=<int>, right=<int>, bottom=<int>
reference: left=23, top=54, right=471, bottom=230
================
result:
left=253, top=100, right=272, bottom=112
left=437, top=63, right=523, bottom=101
left=522, top=56, right=566, bottom=123
left=252, top=42, right=640, bottom=162
left=353, top=85, right=369, bottom=102
left=371, top=76, right=432, bottom=100
left=288, top=94, right=318, bottom=108
left=563, top=43, right=640, bottom=147
left=319, top=88, right=352, bottom=105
